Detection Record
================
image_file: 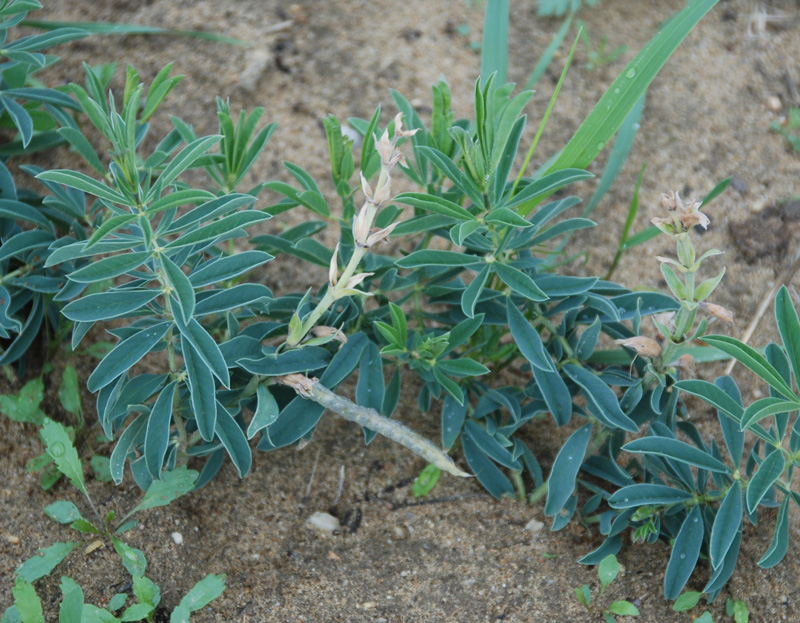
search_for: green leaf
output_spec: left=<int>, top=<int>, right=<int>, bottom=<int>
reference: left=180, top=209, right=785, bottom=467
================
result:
left=485, top=207, right=533, bottom=228
left=120, top=465, right=198, bottom=525
left=664, top=505, right=704, bottom=600
left=481, top=0, right=508, bottom=84
left=15, top=542, right=79, bottom=582
left=563, top=364, right=638, bottom=433
left=149, top=135, right=222, bottom=200
left=85, top=213, right=137, bottom=249
left=412, top=464, right=441, bottom=497
left=598, top=555, right=620, bottom=591
left=396, top=250, right=481, bottom=269
left=435, top=358, right=490, bottom=378
left=44, top=501, right=83, bottom=524
left=12, top=579, right=44, bottom=623
left=507, top=169, right=594, bottom=210
left=694, top=268, right=725, bottom=302
left=0, top=230, right=53, bottom=264
left=36, top=169, right=127, bottom=204
left=441, top=391, right=467, bottom=449
left=546, top=0, right=721, bottom=175
left=110, top=537, right=146, bottom=577
left=62, top=289, right=160, bottom=323
left=775, top=286, right=800, bottom=389
left=68, top=252, right=153, bottom=284
left=608, top=601, right=640, bottom=616
left=545, top=423, right=592, bottom=516
left=758, top=495, right=790, bottom=568
left=745, top=449, right=784, bottom=513
left=494, top=262, right=548, bottom=301
left=673, top=591, right=704, bottom=612
left=40, top=418, right=86, bottom=496
left=702, top=335, right=796, bottom=401
left=119, top=603, right=152, bottom=621
left=693, top=613, right=714, bottom=623
left=87, top=323, right=171, bottom=392
left=58, top=366, right=82, bottom=421
left=169, top=574, right=226, bottom=623
left=608, top=484, right=693, bottom=508
left=622, top=436, right=730, bottom=473
left=188, top=251, right=273, bottom=287
left=215, top=404, right=251, bottom=478
left=432, top=366, right=465, bottom=405
left=165, top=211, right=271, bottom=250
left=59, top=577, right=85, bottom=623
left=0, top=377, right=45, bottom=424
left=507, top=303, right=554, bottom=372
left=532, top=364, right=572, bottom=426
left=709, top=481, right=742, bottom=569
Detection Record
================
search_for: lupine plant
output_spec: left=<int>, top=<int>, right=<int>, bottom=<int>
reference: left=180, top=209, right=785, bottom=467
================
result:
left=5, top=0, right=786, bottom=607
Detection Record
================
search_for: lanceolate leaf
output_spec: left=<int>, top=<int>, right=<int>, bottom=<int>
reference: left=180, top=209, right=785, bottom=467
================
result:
left=144, top=381, right=177, bottom=479
left=183, top=342, right=217, bottom=442
left=532, top=364, right=572, bottom=427
left=173, top=314, right=230, bottom=387
left=68, top=251, right=153, bottom=284
left=563, top=364, right=638, bottom=433
left=746, top=449, right=785, bottom=513
left=775, top=285, right=800, bottom=388
left=709, top=481, right=742, bottom=569
left=702, top=335, right=796, bottom=401
left=189, top=251, right=273, bottom=287
left=545, top=422, right=592, bottom=516
left=247, top=383, right=279, bottom=440
left=622, top=436, right=730, bottom=473
left=215, top=403, right=251, bottom=478
left=494, top=262, right=548, bottom=301
left=741, top=397, right=800, bottom=432
left=664, top=505, right=704, bottom=600
left=61, top=289, right=160, bottom=323
left=758, top=495, right=790, bottom=568
left=87, top=323, right=170, bottom=392
left=396, top=249, right=482, bottom=269
left=36, top=169, right=127, bottom=204
left=162, top=256, right=195, bottom=322
left=461, top=263, right=491, bottom=318
left=609, top=484, right=693, bottom=509
left=394, top=192, right=477, bottom=222
left=507, top=303, right=554, bottom=372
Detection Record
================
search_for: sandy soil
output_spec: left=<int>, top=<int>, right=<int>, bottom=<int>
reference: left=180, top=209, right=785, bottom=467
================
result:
left=2, top=0, right=800, bottom=621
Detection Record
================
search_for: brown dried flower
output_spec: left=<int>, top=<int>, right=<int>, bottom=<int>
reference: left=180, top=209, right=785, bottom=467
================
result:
left=702, top=302, right=734, bottom=325
left=615, top=336, right=663, bottom=359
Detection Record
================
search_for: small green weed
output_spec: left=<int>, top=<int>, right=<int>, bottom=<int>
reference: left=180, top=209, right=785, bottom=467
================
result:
left=574, top=554, right=640, bottom=621
left=772, top=107, right=800, bottom=152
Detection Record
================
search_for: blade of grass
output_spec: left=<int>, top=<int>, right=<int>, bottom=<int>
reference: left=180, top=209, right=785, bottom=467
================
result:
left=481, top=0, right=509, bottom=85
left=22, top=20, right=250, bottom=46
left=606, top=162, right=646, bottom=280
left=511, top=29, right=580, bottom=196
left=523, top=13, right=573, bottom=90
left=519, top=0, right=720, bottom=216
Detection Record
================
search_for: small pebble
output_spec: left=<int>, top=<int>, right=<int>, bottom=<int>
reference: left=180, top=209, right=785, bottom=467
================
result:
left=7, top=535, right=20, bottom=544
left=766, top=95, right=782, bottom=112
left=307, top=512, right=340, bottom=532
left=524, top=518, right=544, bottom=534
left=171, top=532, right=183, bottom=545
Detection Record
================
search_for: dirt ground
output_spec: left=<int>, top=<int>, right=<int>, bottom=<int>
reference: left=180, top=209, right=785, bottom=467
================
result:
left=2, top=0, right=800, bottom=621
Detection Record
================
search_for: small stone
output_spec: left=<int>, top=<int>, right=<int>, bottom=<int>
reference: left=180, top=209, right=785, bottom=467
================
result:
left=307, top=512, right=340, bottom=533
left=360, top=602, right=377, bottom=610
left=237, top=48, right=272, bottom=93
left=767, top=95, right=782, bottom=111
left=171, top=532, right=183, bottom=545
left=328, top=550, right=341, bottom=561
left=524, top=518, right=544, bottom=534
left=7, top=535, right=20, bottom=544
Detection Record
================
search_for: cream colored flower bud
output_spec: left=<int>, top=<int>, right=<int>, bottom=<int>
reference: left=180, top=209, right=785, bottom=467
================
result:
left=702, top=302, right=734, bottom=325
left=615, top=336, right=663, bottom=358
left=353, top=203, right=374, bottom=247
left=329, top=242, right=340, bottom=286
left=344, top=272, right=373, bottom=290
left=311, top=326, right=348, bottom=344
left=365, top=221, right=399, bottom=248
left=360, top=172, right=374, bottom=202
left=372, top=177, right=392, bottom=206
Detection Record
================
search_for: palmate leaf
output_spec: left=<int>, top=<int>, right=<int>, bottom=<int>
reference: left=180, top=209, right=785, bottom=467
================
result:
left=36, top=169, right=127, bottom=204
left=172, top=313, right=229, bottom=387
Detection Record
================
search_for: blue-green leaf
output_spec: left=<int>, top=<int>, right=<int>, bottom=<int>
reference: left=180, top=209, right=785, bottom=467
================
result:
left=532, top=364, right=572, bottom=426
left=161, top=255, right=195, bottom=322
left=758, top=495, right=790, bottom=568
left=68, top=252, right=153, bottom=284
left=189, top=251, right=273, bottom=287
left=623, top=436, right=729, bottom=473
left=61, top=289, right=160, bottom=323
left=774, top=285, right=800, bottom=387
left=712, top=376, right=745, bottom=466
left=703, top=334, right=796, bottom=400
left=494, top=262, right=548, bottom=301
left=173, top=314, right=229, bottom=387
left=461, top=263, right=491, bottom=318
left=394, top=192, right=477, bottom=221
left=396, top=250, right=482, bottom=269
left=563, top=364, right=638, bottom=432
left=237, top=347, right=330, bottom=376
left=506, top=169, right=594, bottom=209
left=441, top=390, right=467, bottom=449
left=507, top=303, right=554, bottom=372
left=165, top=211, right=271, bottom=250
left=741, top=396, right=800, bottom=432
left=709, top=481, right=742, bottom=569
left=247, top=383, right=279, bottom=440
left=36, top=169, right=126, bottom=204
left=462, top=428, right=515, bottom=499
left=664, top=505, right=704, bottom=600
left=746, top=449, right=785, bottom=513
left=144, top=381, right=177, bottom=479
left=87, top=323, right=170, bottom=392
left=0, top=229, right=53, bottom=264
left=545, top=423, right=592, bottom=516
left=215, top=403, right=251, bottom=478
left=609, top=484, right=693, bottom=508
left=183, top=342, right=217, bottom=442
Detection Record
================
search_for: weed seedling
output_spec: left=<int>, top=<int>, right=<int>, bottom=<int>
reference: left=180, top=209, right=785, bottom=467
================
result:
left=574, top=555, right=640, bottom=621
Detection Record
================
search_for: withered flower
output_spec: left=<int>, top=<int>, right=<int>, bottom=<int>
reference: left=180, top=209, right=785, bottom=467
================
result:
left=615, top=336, right=663, bottom=359
left=702, top=302, right=734, bottom=325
